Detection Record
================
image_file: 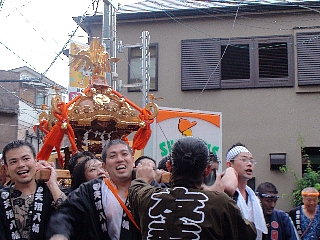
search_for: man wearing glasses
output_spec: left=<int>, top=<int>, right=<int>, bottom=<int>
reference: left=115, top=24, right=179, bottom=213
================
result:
left=256, top=182, right=299, bottom=240
left=225, top=143, right=267, bottom=240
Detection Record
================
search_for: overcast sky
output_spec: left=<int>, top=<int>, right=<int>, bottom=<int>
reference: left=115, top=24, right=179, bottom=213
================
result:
left=0, top=0, right=140, bottom=88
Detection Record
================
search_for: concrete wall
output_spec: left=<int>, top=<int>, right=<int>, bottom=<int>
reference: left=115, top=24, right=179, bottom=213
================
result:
left=0, top=69, right=57, bottom=153
left=0, top=113, right=18, bottom=150
left=0, top=73, right=20, bottom=150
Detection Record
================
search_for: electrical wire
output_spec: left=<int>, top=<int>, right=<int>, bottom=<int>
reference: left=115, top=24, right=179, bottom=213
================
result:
left=0, top=0, right=5, bottom=12
left=0, top=41, right=38, bottom=72
left=133, top=0, right=320, bottom=108
left=115, top=0, right=320, bottom=143
left=0, top=0, right=98, bottom=87
left=1, top=0, right=320, bottom=146
left=0, top=84, right=41, bottom=115
left=4, top=0, right=31, bottom=18
left=42, top=0, right=100, bottom=76
left=183, top=0, right=242, bottom=107
left=4, top=0, right=66, bottom=64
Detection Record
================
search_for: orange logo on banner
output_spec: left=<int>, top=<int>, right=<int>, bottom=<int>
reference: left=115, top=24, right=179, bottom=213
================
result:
left=178, top=118, right=197, bottom=136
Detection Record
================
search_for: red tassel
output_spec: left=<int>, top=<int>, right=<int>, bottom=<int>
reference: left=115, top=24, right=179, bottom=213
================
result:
left=36, top=123, right=64, bottom=161
left=132, top=126, right=151, bottom=150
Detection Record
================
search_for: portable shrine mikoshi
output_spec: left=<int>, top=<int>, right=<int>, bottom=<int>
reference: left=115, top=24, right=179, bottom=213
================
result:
left=35, top=38, right=158, bottom=170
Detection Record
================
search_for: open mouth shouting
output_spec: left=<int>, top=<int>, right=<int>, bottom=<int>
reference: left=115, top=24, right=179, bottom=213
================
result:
left=17, top=169, right=30, bottom=178
left=116, top=164, right=127, bottom=171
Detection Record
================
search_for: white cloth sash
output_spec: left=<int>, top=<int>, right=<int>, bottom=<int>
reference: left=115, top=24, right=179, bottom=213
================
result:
left=236, top=186, right=267, bottom=240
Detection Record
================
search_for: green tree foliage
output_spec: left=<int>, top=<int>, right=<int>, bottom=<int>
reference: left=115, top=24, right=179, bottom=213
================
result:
left=280, top=135, right=320, bottom=206
left=291, top=161, right=320, bottom=207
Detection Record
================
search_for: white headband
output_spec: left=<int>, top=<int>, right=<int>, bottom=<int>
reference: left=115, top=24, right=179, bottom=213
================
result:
left=226, top=146, right=251, bottom=162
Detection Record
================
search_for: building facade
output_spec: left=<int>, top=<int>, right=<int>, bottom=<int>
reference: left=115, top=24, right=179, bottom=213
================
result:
left=77, top=0, right=320, bottom=210
left=0, top=67, right=66, bottom=153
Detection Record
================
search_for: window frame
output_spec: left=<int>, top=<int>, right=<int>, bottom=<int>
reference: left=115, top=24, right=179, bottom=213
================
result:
left=127, top=43, right=159, bottom=92
left=220, top=38, right=254, bottom=89
left=35, top=89, right=46, bottom=107
left=181, top=35, right=294, bottom=90
left=255, top=36, right=294, bottom=88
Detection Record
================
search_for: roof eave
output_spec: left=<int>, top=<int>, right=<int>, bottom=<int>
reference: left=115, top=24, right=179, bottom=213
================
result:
left=73, top=2, right=320, bottom=29
left=116, top=3, right=320, bottom=21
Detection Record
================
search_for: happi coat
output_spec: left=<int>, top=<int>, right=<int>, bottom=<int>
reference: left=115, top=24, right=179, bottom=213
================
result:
left=263, top=209, right=299, bottom=240
left=0, top=182, right=56, bottom=240
left=289, top=205, right=320, bottom=240
left=129, top=179, right=257, bottom=240
left=46, top=178, right=141, bottom=240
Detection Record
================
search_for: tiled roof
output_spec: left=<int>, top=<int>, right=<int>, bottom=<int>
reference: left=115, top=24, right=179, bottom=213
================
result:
left=73, top=0, right=319, bottom=27
left=0, top=70, right=20, bottom=81
left=10, top=66, right=67, bottom=92
left=118, top=0, right=319, bottom=14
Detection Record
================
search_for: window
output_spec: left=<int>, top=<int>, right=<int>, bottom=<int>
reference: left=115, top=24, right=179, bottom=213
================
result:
left=302, top=147, right=320, bottom=174
left=181, top=36, right=294, bottom=90
left=221, top=43, right=250, bottom=80
left=297, top=32, right=320, bottom=86
left=36, top=90, right=46, bottom=106
left=259, top=42, right=289, bottom=78
left=128, top=43, right=158, bottom=91
left=220, top=39, right=253, bottom=88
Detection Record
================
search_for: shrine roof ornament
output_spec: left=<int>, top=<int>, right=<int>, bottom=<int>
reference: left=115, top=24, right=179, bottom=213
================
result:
left=70, top=38, right=120, bottom=86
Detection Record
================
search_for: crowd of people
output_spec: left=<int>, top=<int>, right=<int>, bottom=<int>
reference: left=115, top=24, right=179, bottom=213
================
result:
left=0, top=137, right=319, bottom=240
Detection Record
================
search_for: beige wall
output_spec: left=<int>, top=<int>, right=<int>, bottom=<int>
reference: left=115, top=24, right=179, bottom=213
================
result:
left=89, top=10, right=320, bottom=211
left=0, top=113, right=18, bottom=150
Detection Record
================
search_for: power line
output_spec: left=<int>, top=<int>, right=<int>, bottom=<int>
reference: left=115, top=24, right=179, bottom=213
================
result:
left=0, top=0, right=5, bottom=12
left=136, top=0, right=320, bottom=108
left=6, top=0, right=67, bottom=64
left=0, top=83, right=41, bottom=114
left=4, top=0, right=31, bottom=17
left=42, top=0, right=100, bottom=76
left=0, top=41, right=38, bottom=71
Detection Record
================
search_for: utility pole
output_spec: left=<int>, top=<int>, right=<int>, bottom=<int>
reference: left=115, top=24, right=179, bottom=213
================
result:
left=103, top=1, right=150, bottom=108
left=117, top=31, right=151, bottom=108
left=141, top=31, right=150, bottom=108
left=102, top=0, right=118, bottom=87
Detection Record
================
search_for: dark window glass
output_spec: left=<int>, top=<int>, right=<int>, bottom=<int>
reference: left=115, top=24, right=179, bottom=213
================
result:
left=259, top=42, right=288, bottom=78
left=302, top=147, right=320, bottom=173
left=221, top=44, right=250, bottom=80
